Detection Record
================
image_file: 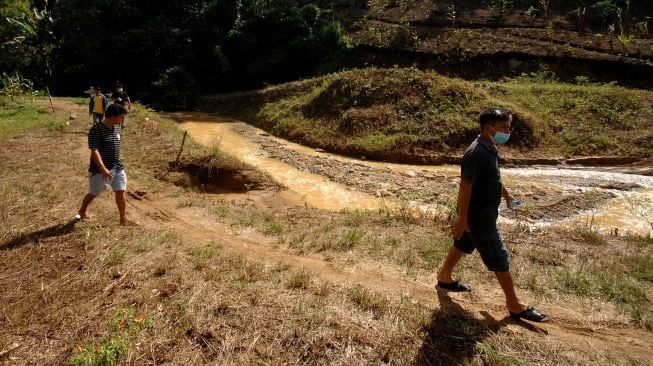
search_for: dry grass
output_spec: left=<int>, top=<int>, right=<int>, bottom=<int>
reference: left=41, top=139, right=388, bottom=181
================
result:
left=0, top=99, right=651, bottom=365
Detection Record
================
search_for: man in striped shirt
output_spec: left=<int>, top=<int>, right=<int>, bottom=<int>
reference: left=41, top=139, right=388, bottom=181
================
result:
left=77, top=104, right=131, bottom=225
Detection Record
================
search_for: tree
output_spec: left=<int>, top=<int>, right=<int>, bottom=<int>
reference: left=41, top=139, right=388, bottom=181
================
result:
left=225, top=2, right=348, bottom=89
left=0, top=0, right=52, bottom=82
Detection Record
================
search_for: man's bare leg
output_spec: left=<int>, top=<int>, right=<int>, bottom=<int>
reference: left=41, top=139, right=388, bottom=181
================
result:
left=115, top=190, right=127, bottom=225
left=78, top=193, right=96, bottom=219
left=437, top=246, right=465, bottom=283
left=494, top=271, right=528, bottom=313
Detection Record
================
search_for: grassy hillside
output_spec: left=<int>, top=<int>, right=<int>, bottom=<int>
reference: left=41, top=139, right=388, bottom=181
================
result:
left=199, top=67, right=653, bottom=163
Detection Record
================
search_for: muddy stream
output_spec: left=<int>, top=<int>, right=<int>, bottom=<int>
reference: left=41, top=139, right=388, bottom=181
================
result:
left=176, top=112, right=653, bottom=237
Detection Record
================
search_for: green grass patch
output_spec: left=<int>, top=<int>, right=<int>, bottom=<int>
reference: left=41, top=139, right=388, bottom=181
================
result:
left=203, top=67, right=653, bottom=160
left=555, top=269, right=593, bottom=296
left=70, top=306, right=154, bottom=366
left=476, top=342, right=527, bottom=366
left=349, top=132, right=400, bottom=152
left=347, top=284, right=389, bottom=318
left=190, top=246, right=216, bottom=270
left=105, top=248, right=127, bottom=267
left=160, top=230, right=183, bottom=246
left=264, top=220, right=284, bottom=235
left=628, top=254, right=653, bottom=282
left=342, top=209, right=369, bottom=227
left=0, top=98, right=68, bottom=141
left=338, top=228, right=366, bottom=250
left=213, top=202, right=229, bottom=217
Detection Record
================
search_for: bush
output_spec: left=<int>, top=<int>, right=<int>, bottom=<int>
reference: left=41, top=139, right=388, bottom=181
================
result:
left=150, top=66, right=195, bottom=111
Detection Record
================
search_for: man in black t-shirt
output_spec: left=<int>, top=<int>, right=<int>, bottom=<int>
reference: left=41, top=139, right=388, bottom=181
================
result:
left=77, top=104, right=132, bottom=225
left=111, top=80, right=131, bottom=110
left=436, top=109, right=549, bottom=323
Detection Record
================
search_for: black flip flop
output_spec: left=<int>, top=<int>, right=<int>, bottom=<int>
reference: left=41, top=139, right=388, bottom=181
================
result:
left=510, top=306, right=550, bottom=322
left=436, top=280, right=471, bottom=292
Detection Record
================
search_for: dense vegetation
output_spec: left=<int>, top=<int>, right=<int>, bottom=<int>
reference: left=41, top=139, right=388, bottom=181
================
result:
left=2, top=0, right=652, bottom=109
left=1, top=0, right=349, bottom=108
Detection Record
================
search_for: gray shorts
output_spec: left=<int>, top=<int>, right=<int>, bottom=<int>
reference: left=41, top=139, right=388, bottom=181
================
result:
left=454, top=231, right=509, bottom=272
left=88, top=168, right=127, bottom=196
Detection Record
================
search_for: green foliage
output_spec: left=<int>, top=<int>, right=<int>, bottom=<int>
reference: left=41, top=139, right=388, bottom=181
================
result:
left=0, top=72, right=37, bottom=102
left=629, top=254, right=653, bottom=282
left=538, top=0, right=549, bottom=17
left=70, top=306, right=154, bottom=366
left=264, top=220, right=284, bottom=235
left=338, top=228, right=366, bottom=250
left=1, top=2, right=55, bottom=85
left=191, top=246, right=216, bottom=270
left=487, top=0, right=514, bottom=19
left=43, top=0, right=348, bottom=109
left=350, top=132, right=399, bottom=152
left=225, top=2, right=348, bottom=87
left=476, top=342, right=527, bottom=366
left=593, top=0, right=620, bottom=21
left=105, top=248, right=127, bottom=266
left=0, top=0, right=34, bottom=73
left=555, top=269, right=593, bottom=296
left=150, top=66, right=195, bottom=111
left=597, top=272, right=647, bottom=304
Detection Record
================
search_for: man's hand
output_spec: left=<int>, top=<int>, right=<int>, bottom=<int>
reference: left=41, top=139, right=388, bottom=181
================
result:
left=101, top=167, right=113, bottom=181
left=505, top=195, right=515, bottom=208
left=502, top=184, right=514, bottom=208
left=450, top=216, right=470, bottom=240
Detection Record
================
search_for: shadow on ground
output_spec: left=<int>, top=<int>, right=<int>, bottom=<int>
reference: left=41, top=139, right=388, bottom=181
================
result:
left=415, top=288, right=546, bottom=365
left=0, top=219, right=77, bottom=250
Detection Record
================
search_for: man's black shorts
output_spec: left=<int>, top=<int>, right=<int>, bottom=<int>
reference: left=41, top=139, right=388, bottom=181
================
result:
left=454, top=231, right=509, bottom=272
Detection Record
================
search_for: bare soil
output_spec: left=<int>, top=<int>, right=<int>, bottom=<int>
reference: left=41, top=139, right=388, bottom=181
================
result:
left=0, top=99, right=651, bottom=364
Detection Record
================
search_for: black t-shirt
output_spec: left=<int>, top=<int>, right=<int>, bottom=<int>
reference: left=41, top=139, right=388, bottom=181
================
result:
left=88, top=122, right=123, bottom=173
left=112, top=90, right=129, bottom=105
left=460, top=137, right=502, bottom=236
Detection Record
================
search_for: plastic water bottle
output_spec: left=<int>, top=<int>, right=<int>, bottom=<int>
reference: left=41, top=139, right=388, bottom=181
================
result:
left=509, top=198, right=522, bottom=210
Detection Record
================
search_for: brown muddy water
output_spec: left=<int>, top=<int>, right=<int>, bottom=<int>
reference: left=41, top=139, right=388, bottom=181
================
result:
left=176, top=112, right=653, bottom=237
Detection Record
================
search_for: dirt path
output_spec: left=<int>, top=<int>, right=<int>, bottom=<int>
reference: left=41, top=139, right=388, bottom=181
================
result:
left=125, top=190, right=653, bottom=360
left=56, top=100, right=653, bottom=362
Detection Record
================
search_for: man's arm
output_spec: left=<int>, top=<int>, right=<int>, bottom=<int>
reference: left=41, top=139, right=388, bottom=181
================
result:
left=91, top=149, right=112, bottom=180
left=502, top=184, right=514, bottom=207
left=450, top=178, right=473, bottom=240
left=88, top=97, right=93, bottom=115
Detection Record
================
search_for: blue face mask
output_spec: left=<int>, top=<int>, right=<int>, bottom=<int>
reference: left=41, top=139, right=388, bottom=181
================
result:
left=489, top=126, right=510, bottom=144
left=492, top=131, right=510, bottom=144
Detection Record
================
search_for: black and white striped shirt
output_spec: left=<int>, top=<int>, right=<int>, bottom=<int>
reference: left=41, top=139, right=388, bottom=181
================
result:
left=88, top=122, right=123, bottom=173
